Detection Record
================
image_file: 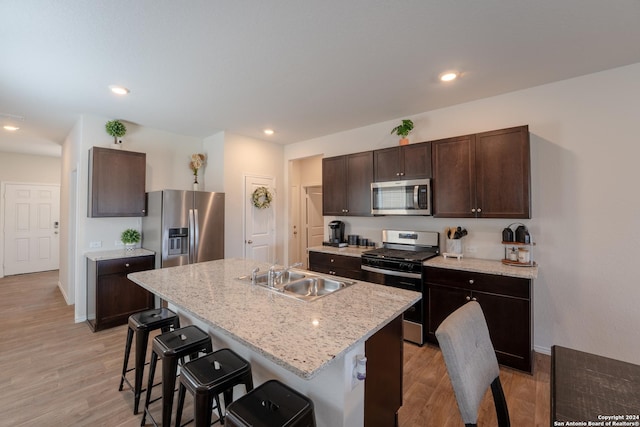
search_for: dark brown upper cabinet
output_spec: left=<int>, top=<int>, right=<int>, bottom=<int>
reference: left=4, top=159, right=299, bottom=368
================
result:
left=432, top=125, right=530, bottom=218
left=373, top=141, right=432, bottom=182
left=322, top=151, right=373, bottom=216
left=88, top=146, right=146, bottom=217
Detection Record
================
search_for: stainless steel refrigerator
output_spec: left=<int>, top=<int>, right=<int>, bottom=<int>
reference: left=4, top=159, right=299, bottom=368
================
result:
left=142, top=190, right=224, bottom=268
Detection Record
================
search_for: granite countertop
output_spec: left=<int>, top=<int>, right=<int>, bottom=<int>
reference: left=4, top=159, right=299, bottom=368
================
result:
left=306, top=245, right=371, bottom=257
left=307, top=246, right=538, bottom=279
left=127, top=258, right=420, bottom=380
left=85, top=248, right=155, bottom=261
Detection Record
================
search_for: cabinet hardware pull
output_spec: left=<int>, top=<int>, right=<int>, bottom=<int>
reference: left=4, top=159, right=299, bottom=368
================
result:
left=472, top=297, right=477, bottom=301
left=125, top=263, right=130, bottom=267
left=477, top=208, right=482, bottom=213
left=471, top=208, right=476, bottom=213
left=469, top=279, right=474, bottom=284
left=466, top=296, right=471, bottom=301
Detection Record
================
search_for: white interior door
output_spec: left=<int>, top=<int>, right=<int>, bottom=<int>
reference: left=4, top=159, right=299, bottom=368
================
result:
left=288, top=185, right=300, bottom=265
left=3, top=183, right=60, bottom=275
left=244, top=175, right=276, bottom=262
left=306, top=186, right=324, bottom=251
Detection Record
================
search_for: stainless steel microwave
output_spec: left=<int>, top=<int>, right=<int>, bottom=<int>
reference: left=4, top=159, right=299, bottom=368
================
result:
left=371, top=179, right=432, bottom=215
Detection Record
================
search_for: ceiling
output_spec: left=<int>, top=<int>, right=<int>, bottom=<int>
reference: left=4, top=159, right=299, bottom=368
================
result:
left=2, top=1, right=640, bottom=157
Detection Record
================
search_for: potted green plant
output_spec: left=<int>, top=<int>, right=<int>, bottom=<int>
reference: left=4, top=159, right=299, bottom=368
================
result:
left=121, top=228, right=141, bottom=251
left=105, top=119, right=127, bottom=145
left=390, top=119, right=414, bottom=145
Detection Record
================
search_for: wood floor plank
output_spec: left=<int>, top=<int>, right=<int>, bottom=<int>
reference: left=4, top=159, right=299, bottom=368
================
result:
left=0, top=270, right=549, bottom=426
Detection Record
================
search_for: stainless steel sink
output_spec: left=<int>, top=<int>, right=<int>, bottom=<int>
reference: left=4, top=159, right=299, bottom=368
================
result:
left=282, top=277, right=348, bottom=296
left=248, top=270, right=306, bottom=286
left=237, top=269, right=355, bottom=302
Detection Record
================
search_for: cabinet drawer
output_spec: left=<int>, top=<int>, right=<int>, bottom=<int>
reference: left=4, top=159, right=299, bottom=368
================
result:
left=97, top=255, right=154, bottom=276
left=309, top=251, right=361, bottom=270
left=424, top=267, right=530, bottom=299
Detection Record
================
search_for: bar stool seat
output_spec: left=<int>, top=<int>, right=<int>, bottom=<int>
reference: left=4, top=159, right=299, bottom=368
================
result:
left=141, top=325, right=213, bottom=427
left=225, top=380, right=316, bottom=427
left=175, top=349, right=254, bottom=427
left=118, top=308, right=180, bottom=414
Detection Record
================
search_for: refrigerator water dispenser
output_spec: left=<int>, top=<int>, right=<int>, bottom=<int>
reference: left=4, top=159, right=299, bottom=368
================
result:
left=168, top=227, right=188, bottom=255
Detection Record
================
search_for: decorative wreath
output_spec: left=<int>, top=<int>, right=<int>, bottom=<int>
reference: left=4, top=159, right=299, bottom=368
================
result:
left=252, top=186, right=273, bottom=209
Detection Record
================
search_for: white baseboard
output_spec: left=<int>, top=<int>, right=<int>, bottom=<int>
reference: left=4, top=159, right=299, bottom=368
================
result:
left=57, top=280, right=72, bottom=305
left=534, top=344, right=551, bottom=356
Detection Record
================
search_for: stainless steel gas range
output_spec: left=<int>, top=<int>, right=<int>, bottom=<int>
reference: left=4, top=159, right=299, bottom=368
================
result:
left=361, top=230, right=439, bottom=345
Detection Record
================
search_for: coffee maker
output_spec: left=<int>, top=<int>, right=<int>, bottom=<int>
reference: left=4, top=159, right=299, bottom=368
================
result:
left=324, top=220, right=346, bottom=247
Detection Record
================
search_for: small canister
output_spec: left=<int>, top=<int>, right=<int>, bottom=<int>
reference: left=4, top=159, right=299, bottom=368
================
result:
left=509, top=247, right=518, bottom=261
left=518, top=248, right=530, bottom=263
left=359, top=238, right=368, bottom=248
left=348, top=235, right=359, bottom=246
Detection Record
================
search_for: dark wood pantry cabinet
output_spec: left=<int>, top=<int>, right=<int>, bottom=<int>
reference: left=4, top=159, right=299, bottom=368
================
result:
left=373, top=141, right=432, bottom=182
left=88, top=146, right=146, bottom=217
left=424, top=266, right=532, bottom=372
left=322, top=151, right=373, bottom=216
left=86, top=254, right=155, bottom=331
left=432, top=125, right=530, bottom=218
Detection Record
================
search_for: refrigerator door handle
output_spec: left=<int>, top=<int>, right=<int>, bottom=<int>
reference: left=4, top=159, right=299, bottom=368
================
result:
left=193, top=208, right=200, bottom=263
left=189, top=209, right=195, bottom=264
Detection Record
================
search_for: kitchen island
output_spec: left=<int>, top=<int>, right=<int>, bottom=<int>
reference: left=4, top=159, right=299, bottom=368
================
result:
left=128, top=257, right=421, bottom=427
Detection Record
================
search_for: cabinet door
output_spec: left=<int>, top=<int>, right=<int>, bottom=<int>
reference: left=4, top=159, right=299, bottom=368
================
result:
left=475, top=125, right=531, bottom=218
left=432, top=135, right=476, bottom=217
left=365, top=315, right=403, bottom=427
left=345, top=151, right=373, bottom=216
left=88, top=147, right=146, bottom=217
left=373, top=147, right=401, bottom=182
left=427, top=284, right=467, bottom=339
left=322, top=156, right=347, bottom=215
left=472, top=290, right=531, bottom=372
left=402, top=142, right=432, bottom=180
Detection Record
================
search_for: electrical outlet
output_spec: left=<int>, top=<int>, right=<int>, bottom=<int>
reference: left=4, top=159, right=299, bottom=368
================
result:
left=89, top=241, right=102, bottom=248
left=466, top=245, right=477, bottom=253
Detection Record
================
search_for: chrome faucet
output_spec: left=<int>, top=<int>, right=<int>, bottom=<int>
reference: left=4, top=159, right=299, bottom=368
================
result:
left=267, top=264, right=283, bottom=288
left=250, top=267, right=260, bottom=285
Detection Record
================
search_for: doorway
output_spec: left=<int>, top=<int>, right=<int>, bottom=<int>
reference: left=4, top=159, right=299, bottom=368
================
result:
left=3, top=183, right=60, bottom=275
left=243, top=175, right=276, bottom=262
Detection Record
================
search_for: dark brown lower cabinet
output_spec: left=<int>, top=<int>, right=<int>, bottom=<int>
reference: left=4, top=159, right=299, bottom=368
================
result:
left=87, top=254, right=155, bottom=331
left=308, top=251, right=364, bottom=281
left=424, top=266, right=532, bottom=373
left=365, top=315, right=403, bottom=427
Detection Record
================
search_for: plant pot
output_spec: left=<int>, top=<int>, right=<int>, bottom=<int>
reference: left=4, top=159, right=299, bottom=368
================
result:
left=399, top=138, right=409, bottom=146
left=125, top=243, right=136, bottom=251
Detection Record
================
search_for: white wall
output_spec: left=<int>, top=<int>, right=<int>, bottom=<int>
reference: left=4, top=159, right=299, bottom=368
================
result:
left=284, top=62, right=640, bottom=364
left=223, top=133, right=285, bottom=261
left=60, top=114, right=204, bottom=321
left=0, top=152, right=61, bottom=278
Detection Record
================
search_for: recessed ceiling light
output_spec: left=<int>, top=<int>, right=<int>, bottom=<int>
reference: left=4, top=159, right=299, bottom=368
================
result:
left=439, top=72, right=458, bottom=82
left=3, top=125, right=19, bottom=131
left=263, top=129, right=275, bottom=136
left=109, top=85, right=130, bottom=95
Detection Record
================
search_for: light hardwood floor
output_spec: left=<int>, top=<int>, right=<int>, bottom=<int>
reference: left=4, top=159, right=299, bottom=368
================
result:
left=0, top=270, right=549, bottom=426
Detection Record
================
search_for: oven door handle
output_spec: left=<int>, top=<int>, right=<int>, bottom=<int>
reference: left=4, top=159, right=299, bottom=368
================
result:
left=362, top=265, right=422, bottom=280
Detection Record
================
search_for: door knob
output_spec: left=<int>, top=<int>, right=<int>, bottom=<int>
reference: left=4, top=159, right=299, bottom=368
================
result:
left=247, top=240, right=253, bottom=244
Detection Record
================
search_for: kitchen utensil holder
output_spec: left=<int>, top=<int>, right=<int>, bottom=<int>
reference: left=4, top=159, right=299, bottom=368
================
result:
left=443, top=239, right=463, bottom=259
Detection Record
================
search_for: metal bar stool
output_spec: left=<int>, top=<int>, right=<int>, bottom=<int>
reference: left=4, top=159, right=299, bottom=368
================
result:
left=174, top=348, right=254, bottom=427
left=119, top=308, right=180, bottom=414
left=225, top=380, right=316, bottom=427
left=141, top=325, right=213, bottom=427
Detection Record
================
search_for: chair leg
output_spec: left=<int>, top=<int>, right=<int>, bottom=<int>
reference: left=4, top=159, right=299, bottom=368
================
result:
left=196, top=392, right=215, bottom=427
left=133, top=329, right=150, bottom=414
left=119, top=327, right=134, bottom=391
left=175, top=383, right=186, bottom=427
left=491, top=377, right=510, bottom=427
left=162, top=355, right=180, bottom=427
left=141, top=351, right=158, bottom=426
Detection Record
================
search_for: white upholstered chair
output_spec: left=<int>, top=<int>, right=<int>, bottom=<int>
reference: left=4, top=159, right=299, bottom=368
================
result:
left=435, top=301, right=510, bottom=427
